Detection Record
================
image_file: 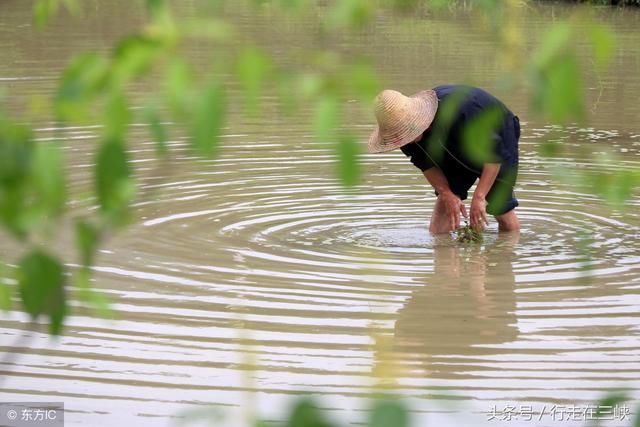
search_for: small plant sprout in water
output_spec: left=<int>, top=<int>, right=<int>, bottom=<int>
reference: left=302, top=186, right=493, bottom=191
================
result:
left=455, top=220, right=483, bottom=243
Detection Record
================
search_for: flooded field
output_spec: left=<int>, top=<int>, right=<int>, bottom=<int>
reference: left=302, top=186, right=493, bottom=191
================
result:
left=1, top=1, right=639, bottom=426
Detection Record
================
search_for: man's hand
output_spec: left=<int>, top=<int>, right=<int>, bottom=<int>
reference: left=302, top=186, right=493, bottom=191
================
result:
left=440, top=191, right=468, bottom=230
left=470, top=193, right=489, bottom=230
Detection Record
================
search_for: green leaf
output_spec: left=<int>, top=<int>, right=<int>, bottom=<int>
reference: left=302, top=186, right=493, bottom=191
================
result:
left=236, top=47, right=272, bottom=115
left=590, top=393, right=628, bottom=427
left=286, top=398, right=335, bottom=427
left=75, top=219, right=100, bottom=267
left=190, top=80, right=226, bottom=158
left=144, top=106, right=169, bottom=157
left=461, top=106, right=504, bottom=166
left=277, top=72, right=298, bottom=116
left=336, top=134, right=360, bottom=187
left=328, top=0, right=373, bottom=29
left=31, top=141, right=66, bottom=219
left=165, top=59, right=194, bottom=118
left=60, top=0, right=80, bottom=15
left=533, top=22, right=573, bottom=69
left=0, top=262, right=12, bottom=311
left=369, top=399, right=409, bottom=427
left=299, top=73, right=324, bottom=99
left=33, top=0, right=57, bottom=30
left=313, top=96, right=340, bottom=144
left=279, top=0, right=307, bottom=11
left=426, top=0, right=448, bottom=10
left=76, top=268, right=113, bottom=319
left=95, top=139, right=134, bottom=223
left=532, top=53, right=584, bottom=124
left=0, top=120, right=34, bottom=186
left=55, top=53, right=109, bottom=122
left=112, top=36, right=161, bottom=86
left=146, top=0, right=166, bottom=17
left=391, top=0, right=422, bottom=12
left=0, top=120, right=34, bottom=239
left=0, top=283, right=10, bottom=311
left=103, top=91, right=131, bottom=141
left=346, top=61, right=380, bottom=101
left=587, top=168, right=639, bottom=209
left=18, top=249, right=67, bottom=335
left=590, top=24, right=615, bottom=69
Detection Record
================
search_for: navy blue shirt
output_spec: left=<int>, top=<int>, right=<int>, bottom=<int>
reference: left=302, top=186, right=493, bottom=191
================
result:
left=400, top=85, right=519, bottom=174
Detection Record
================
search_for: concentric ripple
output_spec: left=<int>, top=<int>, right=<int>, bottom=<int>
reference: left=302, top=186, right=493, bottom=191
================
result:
left=4, top=119, right=639, bottom=427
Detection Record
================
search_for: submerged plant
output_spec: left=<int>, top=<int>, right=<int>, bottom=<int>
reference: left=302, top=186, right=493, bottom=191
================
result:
left=456, top=221, right=483, bottom=243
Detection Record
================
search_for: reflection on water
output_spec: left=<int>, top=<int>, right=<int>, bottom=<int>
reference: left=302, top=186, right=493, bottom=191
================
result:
left=1, top=1, right=640, bottom=426
left=393, top=235, right=519, bottom=378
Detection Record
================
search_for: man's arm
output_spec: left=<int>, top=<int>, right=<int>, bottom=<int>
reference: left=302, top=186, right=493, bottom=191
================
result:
left=470, top=163, right=501, bottom=229
left=423, top=167, right=468, bottom=230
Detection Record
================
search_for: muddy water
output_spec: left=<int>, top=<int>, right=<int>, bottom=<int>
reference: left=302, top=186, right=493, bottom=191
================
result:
left=1, top=1, right=640, bottom=426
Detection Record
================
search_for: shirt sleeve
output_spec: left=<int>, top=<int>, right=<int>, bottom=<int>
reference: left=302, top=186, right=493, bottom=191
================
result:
left=400, top=142, right=436, bottom=172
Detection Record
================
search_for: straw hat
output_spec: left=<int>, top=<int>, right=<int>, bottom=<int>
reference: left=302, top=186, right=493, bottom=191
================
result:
left=368, top=89, right=439, bottom=154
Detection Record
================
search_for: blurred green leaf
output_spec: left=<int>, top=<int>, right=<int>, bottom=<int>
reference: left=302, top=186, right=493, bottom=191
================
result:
left=539, top=138, right=562, bottom=157
left=0, top=283, right=10, bottom=311
left=0, top=120, right=34, bottom=239
left=31, top=141, right=67, bottom=220
left=180, top=18, right=233, bottom=40
left=33, top=0, right=57, bottom=30
left=277, top=72, right=298, bottom=116
left=427, top=0, right=449, bottom=10
left=428, top=89, right=468, bottom=161
left=585, top=167, right=639, bottom=209
left=486, top=167, right=518, bottom=216
left=60, top=0, right=80, bottom=15
left=146, top=0, right=166, bottom=17
left=532, top=53, right=584, bottom=124
left=18, top=249, right=66, bottom=335
left=328, top=0, right=373, bottom=29
left=55, top=53, right=109, bottom=122
left=145, top=105, right=169, bottom=157
left=370, top=399, right=409, bottom=427
left=336, top=134, right=360, bottom=187
left=390, top=0, right=423, bottom=12
left=95, top=139, right=134, bottom=223
left=104, top=91, right=131, bottom=141
left=589, top=24, right=615, bottom=69
left=346, top=61, right=380, bottom=100
left=533, top=22, right=573, bottom=69
left=191, top=80, right=226, bottom=158
left=299, top=73, right=324, bottom=99
left=112, top=35, right=161, bottom=86
left=237, top=47, right=272, bottom=115
left=286, top=398, right=335, bottom=427
left=0, top=120, right=33, bottom=187
left=313, top=96, right=340, bottom=143
left=76, top=267, right=113, bottom=319
left=462, top=107, right=504, bottom=166
left=76, top=219, right=101, bottom=267
left=0, top=262, right=11, bottom=311
left=165, top=58, right=194, bottom=118
left=590, top=393, right=629, bottom=427
left=279, top=0, right=307, bottom=11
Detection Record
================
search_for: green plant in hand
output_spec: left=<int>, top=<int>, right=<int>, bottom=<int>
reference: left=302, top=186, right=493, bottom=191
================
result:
left=456, top=221, right=483, bottom=243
